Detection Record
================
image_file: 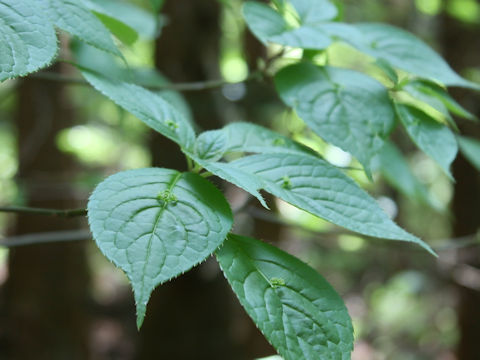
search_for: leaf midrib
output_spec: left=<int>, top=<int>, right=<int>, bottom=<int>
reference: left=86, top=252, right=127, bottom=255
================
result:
left=138, top=171, right=183, bottom=300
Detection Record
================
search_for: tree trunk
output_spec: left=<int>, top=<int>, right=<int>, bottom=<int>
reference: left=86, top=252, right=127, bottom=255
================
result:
left=2, top=66, right=90, bottom=360
left=439, top=12, right=480, bottom=360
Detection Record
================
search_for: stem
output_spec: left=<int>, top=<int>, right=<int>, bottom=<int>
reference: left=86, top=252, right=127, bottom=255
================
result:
left=0, top=229, right=91, bottom=248
left=186, top=155, right=194, bottom=172
left=30, top=71, right=262, bottom=92
left=199, top=171, right=213, bottom=178
left=0, top=206, right=87, bottom=218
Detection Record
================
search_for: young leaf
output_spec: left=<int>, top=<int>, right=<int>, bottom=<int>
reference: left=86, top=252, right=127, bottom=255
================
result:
left=189, top=155, right=269, bottom=209
left=82, top=69, right=196, bottom=151
left=88, top=168, right=233, bottom=328
left=93, top=11, right=138, bottom=46
left=40, top=0, right=121, bottom=57
left=194, top=130, right=229, bottom=162
left=402, top=80, right=456, bottom=128
left=275, top=63, right=395, bottom=176
left=242, top=0, right=337, bottom=50
left=231, top=153, right=434, bottom=254
left=196, top=122, right=316, bottom=158
left=458, top=136, right=480, bottom=172
left=334, top=23, right=479, bottom=89
left=404, top=79, right=476, bottom=121
left=216, top=234, right=354, bottom=360
left=86, top=0, right=158, bottom=40
left=0, top=0, right=58, bottom=81
left=396, top=104, right=458, bottom=179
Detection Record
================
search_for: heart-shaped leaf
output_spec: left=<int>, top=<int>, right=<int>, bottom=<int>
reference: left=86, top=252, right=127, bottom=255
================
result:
left=88, top=168, right=233, bottom=328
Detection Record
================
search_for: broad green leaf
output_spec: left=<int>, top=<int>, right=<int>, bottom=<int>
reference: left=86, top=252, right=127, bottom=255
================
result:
left=243, top=0, right=337, bottom=50
left=196, top=122, right=316, bottom=158
left=40, top=0, right=121, bottom=57
left=333, top=23, right=479, bottom=89
left=404, top=79, right=476, bottom=121
left=189, top=155, right=269, bottom=209
left=216, top=234, right=354, bottom=360
left=0, top=0, right=58, bottom=81
left=231, top=153, right=434, bottom=254
left=396, top=104, right=458, bottom=179
left=93, top=11, right=138, bottom=45
left=376, top=142, right=439, bottom=209
left=458, top=136, right=480, bottom=172
left=82, top=69, right=196, bottom=151
left=88, top=168, right=233, bottom=328
left=275, top=63, right=395, bottom=176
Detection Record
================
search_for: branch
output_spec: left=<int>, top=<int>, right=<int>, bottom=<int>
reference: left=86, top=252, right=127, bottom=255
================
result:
left=0, top=206, right=87, bottom=218
left=0, top=229, right=91, bottom=248
left=29, top=71, right=262, bottom=92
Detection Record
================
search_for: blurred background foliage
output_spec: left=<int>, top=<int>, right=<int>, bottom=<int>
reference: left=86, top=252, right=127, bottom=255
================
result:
left=0, top=0, right=479, bottom=359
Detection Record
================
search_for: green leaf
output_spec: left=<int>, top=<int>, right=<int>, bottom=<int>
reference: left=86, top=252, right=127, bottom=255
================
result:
left=88, top=168, right=233, bottom=328
left=40, top=0, right=121, bottom=57
left=82, top=69, right=196, bottom=151
left=275, top=63, right=395, bottom=176
left=332, top=23, right=479, bottom=89
left=0, top=0, right=58, bottom=81
left=404, top=79, right=476, bottom=121
left=194, top=130, right=229, bottom=162
left=216, top=234, right=354, bottom=360
left=189, top=155, right=269, bottom=209
left=374, top=58, right=398, bottom=85
left=376, top=142, right=439, bottom=209
left=402, top=80, right=456, bottom=128
left=196, top=122, right=316, bottom=158
left=396, top=104, right=458, bottom=179
left=231, top=153, right=434, bottom=254
left=243, top=0, right=337, bottom=50
left=93, top=11, right=138, bottom=46
left=87, top=0, right=157, bottom=40
left=458, top=136, right=480, bottom=172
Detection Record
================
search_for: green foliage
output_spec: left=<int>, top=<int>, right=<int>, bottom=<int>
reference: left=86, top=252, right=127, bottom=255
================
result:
left=330, top=23, right=478, bottom=89
left=4, top=0, right=480, bottom=358
left=230, top=152, right=433, bottom=253
left=40, top=0, right=121, bottom=57
left=82, top=70, right=196, bottom=151
left=275, top=63, right=395, bottom=176
left=243, top=0, right=337, bottom=50
left=216, top=234, right=353, bottom=360
left=0, top=0, right=57, bottom=81
left=87, top=168, right=233, bottom=328
left=396, top=104, right=458, bottom=179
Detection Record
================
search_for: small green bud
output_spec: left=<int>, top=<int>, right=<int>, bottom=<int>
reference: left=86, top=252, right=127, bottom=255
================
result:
left=281, top=175, right=292, bottom=189
left=270, top=277, right=286, bottom=288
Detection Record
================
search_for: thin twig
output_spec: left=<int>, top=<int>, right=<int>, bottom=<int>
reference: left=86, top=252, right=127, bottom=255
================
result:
left=0, top=206, right=87, bottom=217
left=29, top=71, right=262, bottom=92
left=0, top=229, right=91, bottom=248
